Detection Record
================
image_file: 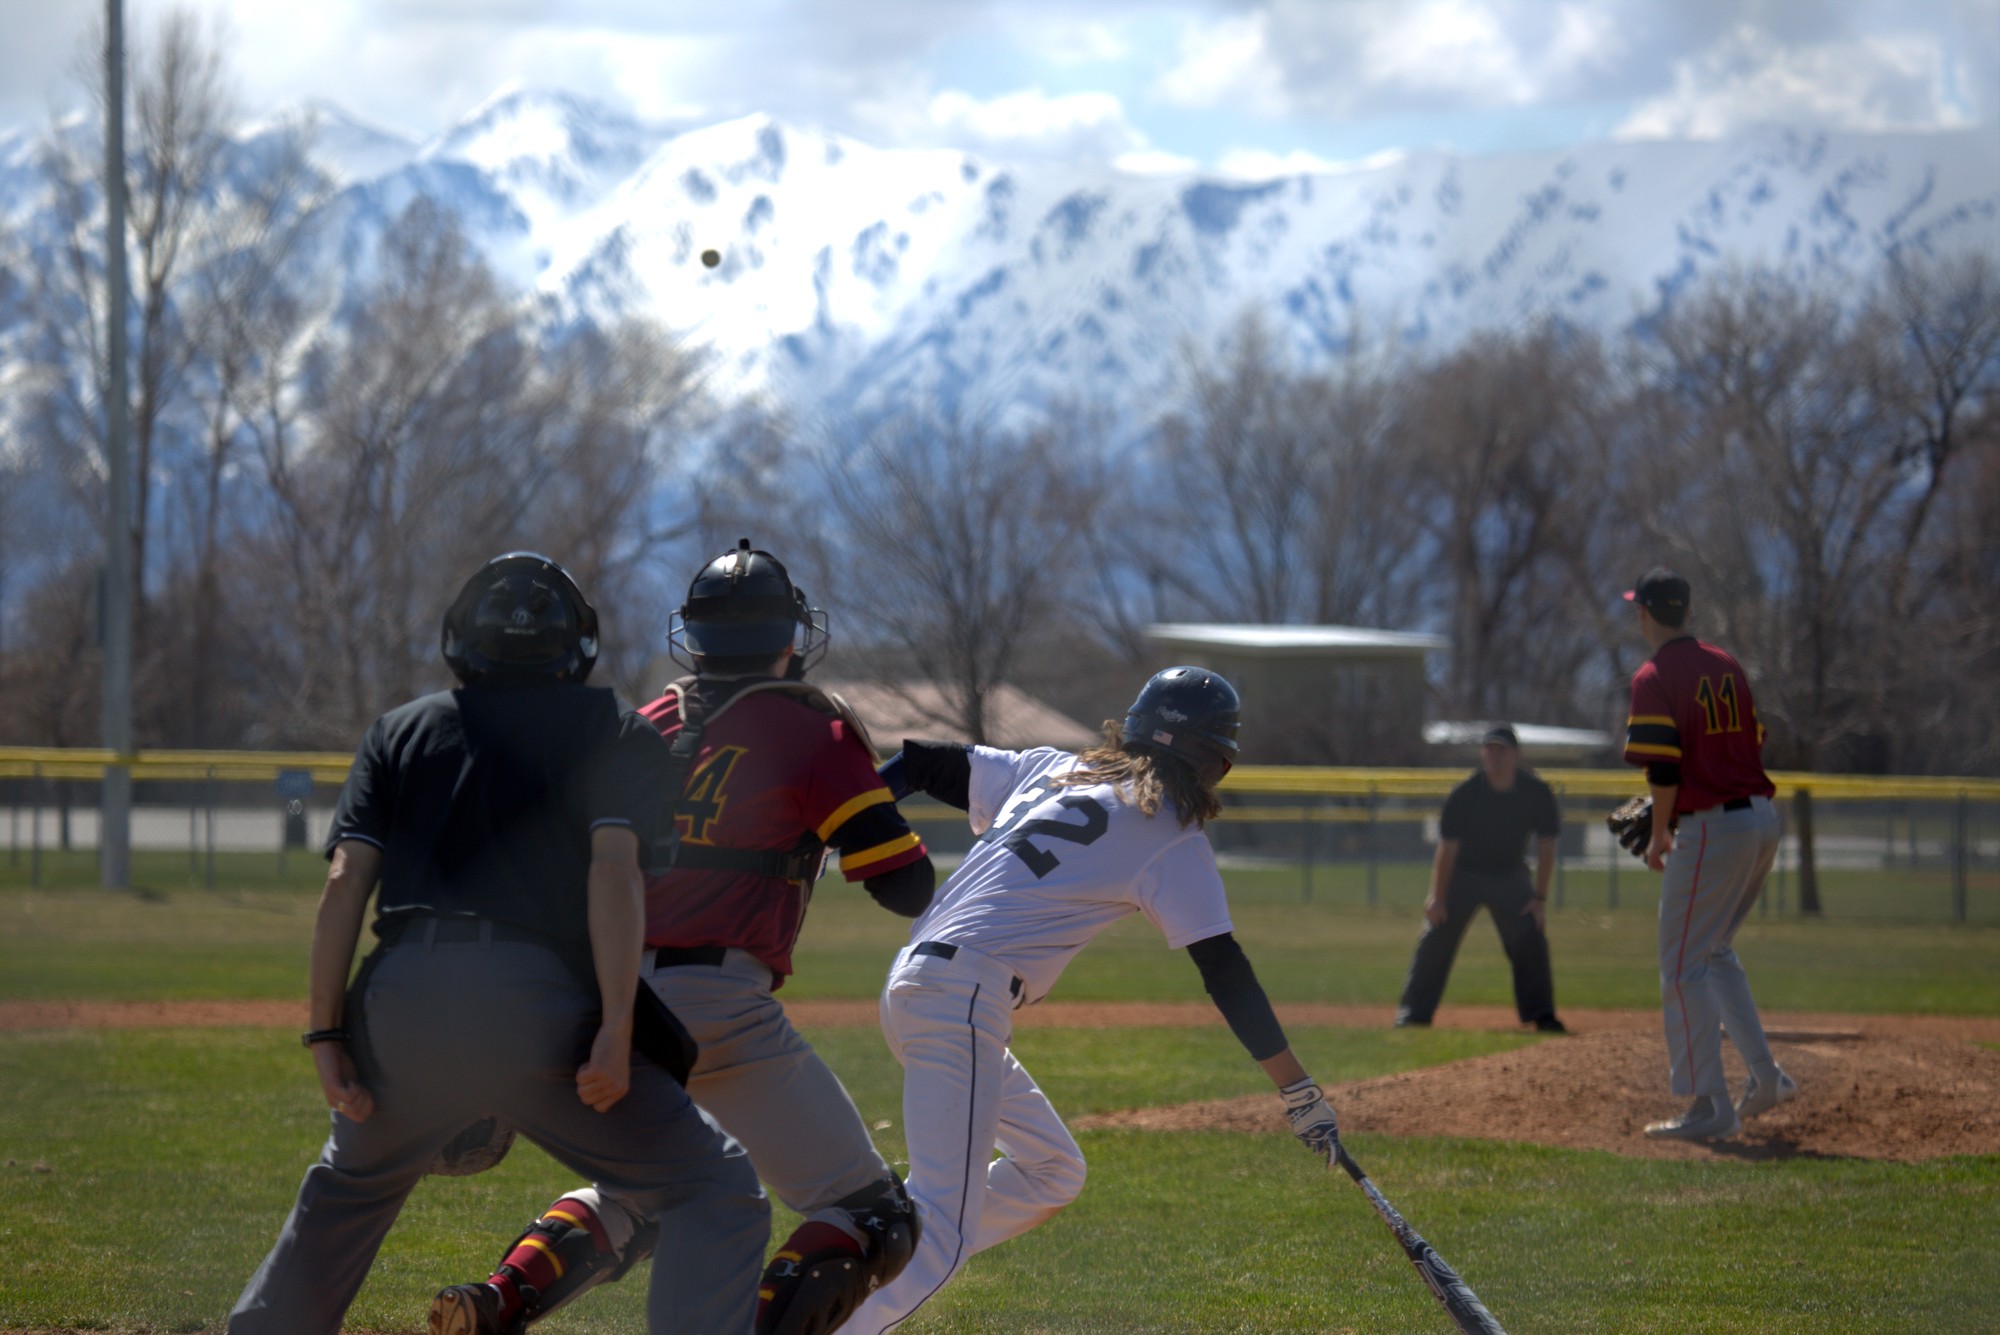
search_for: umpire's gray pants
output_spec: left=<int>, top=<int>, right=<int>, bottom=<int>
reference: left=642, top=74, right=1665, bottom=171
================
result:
left=227, top=938, right=768, bottom=1335
left=1658, top=798, right=1781, bottom=1098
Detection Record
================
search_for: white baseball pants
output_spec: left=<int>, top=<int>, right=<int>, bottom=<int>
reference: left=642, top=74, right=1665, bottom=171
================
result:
left=844, top=943, right=1086, bottom=1334
left=1658, top=797, right=1782, bottom=1098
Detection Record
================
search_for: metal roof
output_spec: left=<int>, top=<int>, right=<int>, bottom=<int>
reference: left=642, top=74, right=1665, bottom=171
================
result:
left=1144, top=622, right=1449, bottom=657
left=1423, top=721, right=1614, bottom=750
left=820, top=680, right=1099, bottom=753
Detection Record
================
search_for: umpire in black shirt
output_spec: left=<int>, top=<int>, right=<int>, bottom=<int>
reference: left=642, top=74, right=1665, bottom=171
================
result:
left=229, top=554, right=767, bottom=1335
left=1395, top=725, right=1566, bottom=1033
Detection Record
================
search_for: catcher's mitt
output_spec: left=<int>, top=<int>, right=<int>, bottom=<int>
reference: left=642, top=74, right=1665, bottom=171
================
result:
left=1605, top=796, right=1655, bottom=859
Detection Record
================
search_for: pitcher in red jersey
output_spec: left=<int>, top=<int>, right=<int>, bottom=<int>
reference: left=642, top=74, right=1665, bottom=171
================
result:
left=1622, top=568, right=1797, bottom=1142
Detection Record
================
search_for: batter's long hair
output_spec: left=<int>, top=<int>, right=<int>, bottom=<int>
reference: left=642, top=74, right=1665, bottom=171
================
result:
left=1053, top=721, right=1223, bottom=827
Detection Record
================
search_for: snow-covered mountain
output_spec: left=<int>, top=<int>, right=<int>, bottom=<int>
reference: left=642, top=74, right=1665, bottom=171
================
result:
left=3, top=87, right=1996, bottom=422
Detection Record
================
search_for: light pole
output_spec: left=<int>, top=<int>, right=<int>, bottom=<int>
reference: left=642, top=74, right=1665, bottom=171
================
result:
left=100, top=0, right=133, bottom=890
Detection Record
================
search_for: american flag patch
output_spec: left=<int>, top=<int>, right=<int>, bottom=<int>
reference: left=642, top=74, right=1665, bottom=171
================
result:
left=1153, top=729, right=1174, bottom=745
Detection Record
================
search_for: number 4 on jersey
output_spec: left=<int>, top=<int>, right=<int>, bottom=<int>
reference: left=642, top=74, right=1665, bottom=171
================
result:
left=985, top=784, right=1109, bottom=879
left=677, top=746, right=747, bottom=844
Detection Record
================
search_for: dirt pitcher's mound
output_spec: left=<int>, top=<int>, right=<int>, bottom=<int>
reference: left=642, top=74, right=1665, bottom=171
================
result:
left=1075, top=1030, right=2000, bottom=1162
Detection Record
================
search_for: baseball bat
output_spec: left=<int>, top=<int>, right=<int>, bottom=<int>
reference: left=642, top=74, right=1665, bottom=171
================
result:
left=1332, top=1144, right=1508, bottom=1335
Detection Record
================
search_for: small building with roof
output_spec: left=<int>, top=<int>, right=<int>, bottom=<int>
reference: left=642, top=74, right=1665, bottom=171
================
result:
left=1423, top=721, right=1614, bottom=767
left=822, top=680, right=1098, bottom=756
left=1143, top=623, right=1449, bottom=765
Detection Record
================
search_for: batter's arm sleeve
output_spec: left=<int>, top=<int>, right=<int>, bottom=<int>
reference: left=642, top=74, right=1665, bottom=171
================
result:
left=898, top=739, right=973, bottom=810
left=1187, top=933, right=1288, bottom=1062
left=863, top=856, right=936, bottom=917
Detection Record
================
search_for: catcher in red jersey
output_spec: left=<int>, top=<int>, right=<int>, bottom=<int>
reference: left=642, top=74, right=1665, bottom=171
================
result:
left=431, top=542, right=933, bottom=1335
left=1622, top=567, right=1797, bottom=1142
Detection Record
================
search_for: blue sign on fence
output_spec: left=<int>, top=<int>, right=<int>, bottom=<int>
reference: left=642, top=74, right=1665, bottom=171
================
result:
left=275, top=769, right=314, bottom=800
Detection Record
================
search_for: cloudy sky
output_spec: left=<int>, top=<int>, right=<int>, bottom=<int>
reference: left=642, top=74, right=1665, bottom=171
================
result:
left=4, top=1, right=1995, bottom=174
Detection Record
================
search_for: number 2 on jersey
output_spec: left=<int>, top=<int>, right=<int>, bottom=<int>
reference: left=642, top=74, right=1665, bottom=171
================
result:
left=1694, top=675, right=1743, bottom=735
left=990, top=789, right=1109, bottom=878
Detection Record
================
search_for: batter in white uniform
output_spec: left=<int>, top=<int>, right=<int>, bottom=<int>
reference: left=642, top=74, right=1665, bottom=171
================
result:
left=846, top=667, right=1341, bottom=1333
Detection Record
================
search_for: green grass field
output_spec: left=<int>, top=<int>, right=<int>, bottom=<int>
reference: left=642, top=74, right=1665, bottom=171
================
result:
left=2, top=866, right=1997, bottom=1332
left=5, top=868, right=1996, bottom=1015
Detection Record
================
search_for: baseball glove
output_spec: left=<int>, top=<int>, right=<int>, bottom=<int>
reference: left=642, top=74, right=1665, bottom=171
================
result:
left=1605, top=796, right=1655, bottom=859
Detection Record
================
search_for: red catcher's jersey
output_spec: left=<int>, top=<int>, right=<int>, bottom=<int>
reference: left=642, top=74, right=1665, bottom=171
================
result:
left=640, top=686, right=925, bottom=980
left=1624, top=637, right=1775, bottom=816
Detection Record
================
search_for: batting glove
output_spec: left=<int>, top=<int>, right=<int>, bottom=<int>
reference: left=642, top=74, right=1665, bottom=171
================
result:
left=1281, top=1076, right=1340, bottom=1164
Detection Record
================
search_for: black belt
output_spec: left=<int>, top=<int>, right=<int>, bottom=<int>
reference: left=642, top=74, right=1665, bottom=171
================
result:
left=649, top=945, right=729, bottom=968
left=912, top=940, right=1024, bottom=999
left=378, top=915, right=560, bottom=949
left=1722, top=797, right=1753, bottom=812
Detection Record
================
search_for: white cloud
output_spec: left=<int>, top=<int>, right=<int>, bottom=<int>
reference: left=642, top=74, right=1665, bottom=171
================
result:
left=1357, top=0, right=1542, bottom=106
left=1027, top=18, right=1132, bottom=66
left=1617, top=26, right=1973, bottom=140
left=1214, top=147, right=1341, bottom=179
left=1214, top=146, right=1407, bottom=179
left=1156, top=0, right=1630, bottom=119
left=923, top=86, right=1150, bottom=161
left=1113, top=147, right=1200, bottom=175
left=1156, top=11, right=1285, bottom=115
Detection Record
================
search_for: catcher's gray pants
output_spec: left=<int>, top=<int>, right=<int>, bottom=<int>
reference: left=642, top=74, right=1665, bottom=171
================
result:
left=592, top=947, right=892, bottom=1234
left=227, top=936, right=767, bottom=1335
left=1658, top=797, right=1781, bottom=1098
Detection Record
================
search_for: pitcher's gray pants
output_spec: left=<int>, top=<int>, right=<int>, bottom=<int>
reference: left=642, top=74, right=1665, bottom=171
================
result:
left=1658, top=797, right=1782, bottom=1098
left=227, top=937, right=768, bottom=1335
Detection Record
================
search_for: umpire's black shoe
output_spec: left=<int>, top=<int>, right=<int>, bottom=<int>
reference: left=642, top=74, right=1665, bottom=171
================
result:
left=430, top=1283, right=519, bottom=1335
left=1534, top=1016, right=1569, bottom=1034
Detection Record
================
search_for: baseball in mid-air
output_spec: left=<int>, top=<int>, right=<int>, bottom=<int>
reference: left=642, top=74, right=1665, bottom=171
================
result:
left=700, top=248, right=721, bottom=268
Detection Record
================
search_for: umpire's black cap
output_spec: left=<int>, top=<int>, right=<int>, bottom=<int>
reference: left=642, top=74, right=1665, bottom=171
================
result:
left=1623, top=567, right=1690, bottom=622
left=1480, top=724, right=1519, bottom=748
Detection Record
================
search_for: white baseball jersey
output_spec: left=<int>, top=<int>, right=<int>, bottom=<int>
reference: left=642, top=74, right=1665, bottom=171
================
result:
left=906, top=746, right=1234, bottom=1003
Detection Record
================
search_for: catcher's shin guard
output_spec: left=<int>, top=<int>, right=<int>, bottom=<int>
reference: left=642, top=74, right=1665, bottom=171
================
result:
left=486, top=1195, right=653, bottom=1326
left=757, top=1176, right=920, bottom=1335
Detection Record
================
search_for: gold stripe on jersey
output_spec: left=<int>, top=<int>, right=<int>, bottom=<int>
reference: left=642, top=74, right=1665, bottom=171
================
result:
left=1623, top=741, right=1683, bottom=759
left=816, top=788, right=894, bottom=842
left=1626, top=714, right=1677, bottom=727
left=840, top=831, right=922, bottom=874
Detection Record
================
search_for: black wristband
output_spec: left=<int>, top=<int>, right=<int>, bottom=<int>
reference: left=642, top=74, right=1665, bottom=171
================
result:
left=301, top=1028, right=349, bottom=1048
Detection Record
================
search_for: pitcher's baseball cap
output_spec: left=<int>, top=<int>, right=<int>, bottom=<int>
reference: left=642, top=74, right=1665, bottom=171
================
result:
left=1623, top=567, right=1690, bottom=622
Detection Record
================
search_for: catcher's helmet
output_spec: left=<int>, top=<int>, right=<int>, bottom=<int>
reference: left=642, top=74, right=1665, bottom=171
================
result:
left=667, top=538, right=828, bottom=673
left=441, top=552, right=599, bottom=685
left=1121, top=666, right=1241, bottom=782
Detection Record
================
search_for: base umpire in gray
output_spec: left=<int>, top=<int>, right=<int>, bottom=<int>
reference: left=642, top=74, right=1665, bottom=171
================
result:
left=227, top=553, right=767, bottom=1335
left=1396, top=725, right=1565, bottom=1032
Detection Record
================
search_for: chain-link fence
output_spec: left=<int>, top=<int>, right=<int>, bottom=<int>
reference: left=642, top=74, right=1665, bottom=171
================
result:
left=4, top=751, right=1996, bottom=922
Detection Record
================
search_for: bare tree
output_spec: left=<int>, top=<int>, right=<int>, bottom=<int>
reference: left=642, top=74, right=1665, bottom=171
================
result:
left=817, top=405, right=1107, bottom=744
left=1880, top=250, right=2000, bottom=615
left=34, top=7, right=235, bottom=617
left=1645, top=270, right=1910, bottom=767
left=153, top=118, right=327, bottom=743
left=1398, top=324, right=1606, bottom=721
left=1146, top=313, right=1424, bottom=632
left=232, top=199, right=700, bottom=744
